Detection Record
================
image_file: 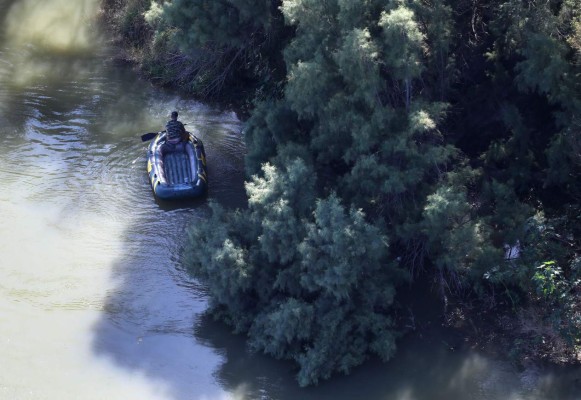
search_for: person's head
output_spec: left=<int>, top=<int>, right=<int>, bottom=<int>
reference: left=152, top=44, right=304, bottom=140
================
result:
left=170, top=111, right=178, bottom=120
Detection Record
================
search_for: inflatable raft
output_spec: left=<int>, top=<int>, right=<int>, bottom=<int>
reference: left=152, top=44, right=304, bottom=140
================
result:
left=146, top=132, right=208, bottom=200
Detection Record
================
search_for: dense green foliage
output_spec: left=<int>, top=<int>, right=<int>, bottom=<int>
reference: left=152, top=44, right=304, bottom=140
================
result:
left=104, top=0, right=580, bottom=386
left=101, top=0, right=287, bottom=100
left=187, top=162, right=403, bottom=385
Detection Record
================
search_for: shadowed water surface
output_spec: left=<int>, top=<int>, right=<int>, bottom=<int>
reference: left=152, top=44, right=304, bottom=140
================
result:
left=0, top=1, right=579, bottom=399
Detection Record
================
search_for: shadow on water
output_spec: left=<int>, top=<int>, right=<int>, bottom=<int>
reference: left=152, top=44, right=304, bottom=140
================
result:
left=193, top=312, right=581, bottom=400
left=89, top=146, right=243, bottom=399
left=86, top=72, right=250, bottom=400
left=153, top=195, right=209, bottom=212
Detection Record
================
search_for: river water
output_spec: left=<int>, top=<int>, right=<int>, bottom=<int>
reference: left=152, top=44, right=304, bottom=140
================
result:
left=0, top=1, right=579, bottom=399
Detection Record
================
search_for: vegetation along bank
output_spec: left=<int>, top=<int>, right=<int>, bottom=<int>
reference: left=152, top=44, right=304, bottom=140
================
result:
left=101, top=0, right=580, bottom=386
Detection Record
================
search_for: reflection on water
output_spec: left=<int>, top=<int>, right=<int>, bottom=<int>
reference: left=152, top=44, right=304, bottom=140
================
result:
left=0, top=0, right=579, bottom=399
left=193, top=314, right=581, bottom=400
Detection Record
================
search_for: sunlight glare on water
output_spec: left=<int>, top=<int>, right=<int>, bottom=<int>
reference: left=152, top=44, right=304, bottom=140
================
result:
left=5, top=0, right=98, bottom=51
left=2, top=0, right=101, bottom=87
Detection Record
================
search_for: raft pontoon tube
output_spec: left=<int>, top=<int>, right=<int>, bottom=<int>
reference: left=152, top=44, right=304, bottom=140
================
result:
left=147, top=132, right=208, bottom=200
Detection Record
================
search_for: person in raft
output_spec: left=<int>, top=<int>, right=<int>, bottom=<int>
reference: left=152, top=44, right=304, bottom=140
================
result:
left=165, top=111, right=188, bottom=145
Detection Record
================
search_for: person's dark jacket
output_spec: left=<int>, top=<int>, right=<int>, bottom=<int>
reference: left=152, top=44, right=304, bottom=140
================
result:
left=166, top=119, right=186, bottom=143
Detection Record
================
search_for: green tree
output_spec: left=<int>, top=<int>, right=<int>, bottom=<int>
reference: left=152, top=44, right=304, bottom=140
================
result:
left=185, top=0, right=464, bottom=385
left=139, top=0, right=288, bottom=100
left=186, top=161, right=404, bottom=386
